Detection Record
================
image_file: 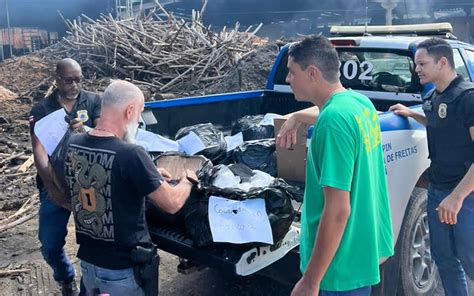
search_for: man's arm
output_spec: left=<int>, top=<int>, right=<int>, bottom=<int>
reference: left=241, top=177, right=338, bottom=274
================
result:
left=31, top=130, right=71, bottom=210
left=389, top=103, right=427, bottom=126
left=147, top=169, right=196, bottom=214
left=437, top=126, right=474, bottom=224
left=277, top=106, right=319, bottom=149
left=291, top=187, right=351, bottom=295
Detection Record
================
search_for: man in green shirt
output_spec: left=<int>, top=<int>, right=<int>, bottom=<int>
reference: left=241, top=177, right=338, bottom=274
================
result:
left=277, top=35, right=393, bottom=295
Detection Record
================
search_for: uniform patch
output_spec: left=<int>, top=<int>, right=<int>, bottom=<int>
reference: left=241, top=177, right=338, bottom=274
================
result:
left=438, top=103, right=447, bottom=119
left=77, top=110, right=89, bottom=123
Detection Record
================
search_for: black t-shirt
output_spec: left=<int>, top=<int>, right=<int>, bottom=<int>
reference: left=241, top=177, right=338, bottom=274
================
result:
left=64, top=133, right=163, bottom=269
left=424, top=76, right=474, bottom=189
left=30, top=90, right=102, bottom=189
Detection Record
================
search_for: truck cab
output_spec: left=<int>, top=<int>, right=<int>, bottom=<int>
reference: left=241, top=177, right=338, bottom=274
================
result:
left=143, top=23, right=474, bottom=295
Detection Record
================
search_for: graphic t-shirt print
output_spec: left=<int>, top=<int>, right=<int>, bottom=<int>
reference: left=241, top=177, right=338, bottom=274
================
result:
left=66, top=145, right=115, bottom=242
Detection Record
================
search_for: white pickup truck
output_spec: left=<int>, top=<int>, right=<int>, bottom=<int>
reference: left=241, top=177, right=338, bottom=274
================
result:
left=142, top=23, right=474, bottom=295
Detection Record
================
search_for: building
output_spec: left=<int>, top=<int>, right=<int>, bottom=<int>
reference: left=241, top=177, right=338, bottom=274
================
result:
left=0, top=27, right=58, bottom=60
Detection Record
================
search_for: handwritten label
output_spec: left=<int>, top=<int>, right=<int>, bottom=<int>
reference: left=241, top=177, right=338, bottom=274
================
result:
left=208, top=196, right=273, bottom=244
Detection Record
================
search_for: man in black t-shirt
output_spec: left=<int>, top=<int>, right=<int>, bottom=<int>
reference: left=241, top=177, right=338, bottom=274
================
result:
left=29, top=58, right=101, bottom=295
left=64, top=80, right=196, bottom=296
left=390, top=38, right=474, bottom=296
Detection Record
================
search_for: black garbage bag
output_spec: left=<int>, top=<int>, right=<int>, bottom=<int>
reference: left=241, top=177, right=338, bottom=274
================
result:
left=184, top=180, right=295, bottom=247
left=48, top=129, right=77, bottom=199
left=146, top=153, right=212, bottom=226
left=175, top=123, right=227, bottom=163
left=227, top=163, right=254, bottom=183
left=233, top=139, right=276, bottom=176
left=231, top=115, right=275, bottom=141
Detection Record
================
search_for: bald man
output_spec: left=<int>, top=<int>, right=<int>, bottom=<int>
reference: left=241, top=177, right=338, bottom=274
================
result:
left=63, top=80, right=196, bottom=296
left=29, top=58, right=101, bottom=295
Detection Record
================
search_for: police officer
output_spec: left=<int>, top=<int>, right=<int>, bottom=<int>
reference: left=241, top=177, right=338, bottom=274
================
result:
left=390, top=37, right=474, bottom=296
left=30, top=58, right=101, bottom=295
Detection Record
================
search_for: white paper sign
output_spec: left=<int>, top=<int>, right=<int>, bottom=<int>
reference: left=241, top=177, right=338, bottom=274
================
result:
left=136, top=129, right=179, bottom=152
left=224, top=132, right=244, bottom=152
left=177, top=131, right=206, bottom=155
left=259, top=113, right=283, bottom=126
left=33, top=108, right=68, bottom=156
left=208, top=196, right=273, bottom=244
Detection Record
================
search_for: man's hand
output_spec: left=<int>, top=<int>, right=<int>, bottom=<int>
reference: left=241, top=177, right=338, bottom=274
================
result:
left=184, top=169, right=198, bottom=185
left=291, top=277, right=319, bottom=296
left=69, top=118, right=85, bottom=132
left=276, top=114, right=301, bottom=149
left=437, top=194, right=464, bottom=225
left=389, top=103, right=412, bottom=118
left=157, top=168, right=172, bottom=181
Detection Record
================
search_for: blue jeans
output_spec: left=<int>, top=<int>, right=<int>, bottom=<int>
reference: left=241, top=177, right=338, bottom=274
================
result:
left=80, top=260, right=144, bottom=296
left=428, top=185, right=474, bottom=296
left=38, top=190, right=75, bottom=283
left=320, top=286, right=371, bottom=296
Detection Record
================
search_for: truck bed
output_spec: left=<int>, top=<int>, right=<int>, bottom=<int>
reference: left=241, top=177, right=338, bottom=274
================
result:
left=144, top=89, right=421, bottom=281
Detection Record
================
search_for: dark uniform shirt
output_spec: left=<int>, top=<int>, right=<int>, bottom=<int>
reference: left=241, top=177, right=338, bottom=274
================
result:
left=30, top=89, right=102, bottom=190
left=422, top=76, right=474, bottom=189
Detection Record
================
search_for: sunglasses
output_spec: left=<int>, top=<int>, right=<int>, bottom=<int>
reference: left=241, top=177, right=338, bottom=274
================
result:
left=58, top=75, right=82, bottom=84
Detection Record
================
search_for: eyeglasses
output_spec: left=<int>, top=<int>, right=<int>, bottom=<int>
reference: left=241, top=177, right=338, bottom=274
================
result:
left=58, top=75, right=82, bottom=85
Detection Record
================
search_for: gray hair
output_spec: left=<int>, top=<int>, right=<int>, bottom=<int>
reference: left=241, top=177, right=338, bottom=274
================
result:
left=102, top=80, right=144, bottom=109
left=288, top=35, right=340, bottom=83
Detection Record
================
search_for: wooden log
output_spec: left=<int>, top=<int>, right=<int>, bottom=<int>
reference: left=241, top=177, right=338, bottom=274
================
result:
left=0, top=152, right=25, bottom=165
left=17, top=155, right=34, bottom=173
left=0, top=269, right=31, bottom=277
left=0, top=210, right=38, bottom=233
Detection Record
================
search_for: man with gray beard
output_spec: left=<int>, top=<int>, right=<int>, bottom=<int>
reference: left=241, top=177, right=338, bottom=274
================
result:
left=63, top=80, right=197, bottom=296
left=29, top=58, right=101, bottom=295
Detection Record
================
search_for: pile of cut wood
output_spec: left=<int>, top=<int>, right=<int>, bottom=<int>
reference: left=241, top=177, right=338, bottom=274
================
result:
left=0, top=56, right=54, bottom=100
left=41, top=1, right=262, bottom=95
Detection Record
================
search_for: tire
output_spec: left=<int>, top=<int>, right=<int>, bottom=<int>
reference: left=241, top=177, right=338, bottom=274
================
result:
left=397, top=187, right=440, bottom=295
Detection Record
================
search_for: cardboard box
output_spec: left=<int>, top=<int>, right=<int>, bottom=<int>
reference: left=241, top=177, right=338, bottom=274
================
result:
left=274, top=118, right=308, bottom=183
left=155, top=155, right=205, bottom=181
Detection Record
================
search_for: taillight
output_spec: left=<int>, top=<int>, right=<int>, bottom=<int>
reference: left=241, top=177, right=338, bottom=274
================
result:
left=331, top=40, right=357, bottom=46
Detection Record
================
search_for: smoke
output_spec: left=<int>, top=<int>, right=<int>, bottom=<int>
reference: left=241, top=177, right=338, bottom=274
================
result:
left=0, top=0, right=113, bottom=35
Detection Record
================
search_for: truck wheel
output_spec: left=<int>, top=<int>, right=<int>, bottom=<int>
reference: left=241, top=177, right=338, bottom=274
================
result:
left=398, top=187, right=440, bottom=295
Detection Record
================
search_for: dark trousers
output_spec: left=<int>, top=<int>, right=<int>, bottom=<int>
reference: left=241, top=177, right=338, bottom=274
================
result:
left=427, top=185, right=474, bottom=296
left=38, top=190, right=75, bottom=283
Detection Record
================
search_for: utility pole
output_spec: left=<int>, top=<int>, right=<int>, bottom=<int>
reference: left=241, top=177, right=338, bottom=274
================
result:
left=0, top=36, right=4, bottom=61
left=5, top=0, right=13, bottom=57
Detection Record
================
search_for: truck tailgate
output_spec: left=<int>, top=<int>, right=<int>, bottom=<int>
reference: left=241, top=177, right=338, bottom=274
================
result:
left=149, top=224, right=301, bottom=276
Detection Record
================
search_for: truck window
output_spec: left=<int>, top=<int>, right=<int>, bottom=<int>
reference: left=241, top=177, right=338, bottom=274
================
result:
left=466, top=49, right=474, bottom=64
left=273, top=48, right=422, bottom=94
left=453, top=48, right=470, bottom=80
left=337, top=49, right=420, bottom=94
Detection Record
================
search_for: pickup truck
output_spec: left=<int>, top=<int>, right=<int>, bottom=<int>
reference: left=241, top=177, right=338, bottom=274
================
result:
left=141, top=23, right=474, bottom=295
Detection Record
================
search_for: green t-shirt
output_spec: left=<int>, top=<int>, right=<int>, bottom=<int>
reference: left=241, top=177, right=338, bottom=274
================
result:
left=299, top=90, right=394, bottom=291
